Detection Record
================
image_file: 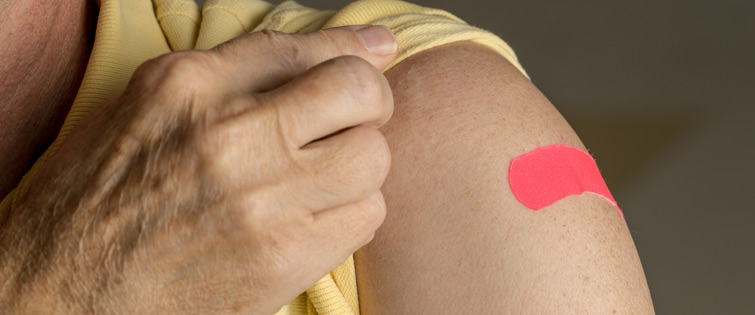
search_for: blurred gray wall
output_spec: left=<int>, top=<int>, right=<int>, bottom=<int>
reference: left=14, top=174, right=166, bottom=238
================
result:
left=196, top=0, right=755, bottom=313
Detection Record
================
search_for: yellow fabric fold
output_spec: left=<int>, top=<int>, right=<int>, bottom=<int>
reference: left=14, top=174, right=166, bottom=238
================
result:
left=155, top=0, right=201, bottom=50
left=0, top=0, right=528, bottom=314
left=322, top=0, right=528, bottom=74
left=252, top=1, right=336, bottom=34
left=195, top=0, right=274, bottom=49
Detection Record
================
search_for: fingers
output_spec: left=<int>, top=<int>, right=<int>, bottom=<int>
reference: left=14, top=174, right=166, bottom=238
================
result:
left=211, top=25, right=397, bottom=93
left=311, top=191, right=387, bottom=265
left=288, top=125, right=391, bottom=212
left=257, top=55, right=394, bottom=147
left=196, top=36, right=394, bottom=212
left=195, top=26, right=394, bottom=222
left=248, top=191, right=386, bottom=296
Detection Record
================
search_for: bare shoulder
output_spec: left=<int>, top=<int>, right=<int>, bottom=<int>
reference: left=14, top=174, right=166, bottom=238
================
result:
left=386, top=40, right=532, bottom=93
left=359, top=40, right=654, bottom=314
left=381, top=40, right=585, bottom=158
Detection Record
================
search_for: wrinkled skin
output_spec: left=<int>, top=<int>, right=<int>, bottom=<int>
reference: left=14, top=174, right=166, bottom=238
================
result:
left=0, top=26, right=398, bottom=314
left=0, top=0, right=94, bottom=197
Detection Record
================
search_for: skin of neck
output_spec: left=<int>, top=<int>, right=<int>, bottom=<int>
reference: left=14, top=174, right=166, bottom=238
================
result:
left=0, top=0, right=96, bottom=198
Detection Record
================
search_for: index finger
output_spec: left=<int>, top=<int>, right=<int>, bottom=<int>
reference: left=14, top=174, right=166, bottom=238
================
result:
left=211, top=25, right=398, bottom=94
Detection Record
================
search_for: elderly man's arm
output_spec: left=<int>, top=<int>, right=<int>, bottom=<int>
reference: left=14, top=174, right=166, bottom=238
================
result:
left=0, top=26, right=399, bottom=314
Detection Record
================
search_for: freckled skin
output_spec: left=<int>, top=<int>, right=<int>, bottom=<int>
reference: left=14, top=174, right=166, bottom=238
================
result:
left=0, top=1, right=94, bottom=198
left=0, top=2, right=653, bottom=313
left=356, top=41, right=654, bottom=314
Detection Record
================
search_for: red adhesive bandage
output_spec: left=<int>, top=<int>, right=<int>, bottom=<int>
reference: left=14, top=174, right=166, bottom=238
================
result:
left=509, top=145, right=623, bottom=219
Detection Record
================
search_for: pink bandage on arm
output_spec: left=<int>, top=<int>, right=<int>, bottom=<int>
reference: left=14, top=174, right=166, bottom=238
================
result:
left=509, top=145, right=624, bottom=219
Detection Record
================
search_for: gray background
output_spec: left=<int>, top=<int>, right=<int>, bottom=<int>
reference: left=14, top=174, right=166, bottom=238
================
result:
left=195, top=0, right=755, bottom=313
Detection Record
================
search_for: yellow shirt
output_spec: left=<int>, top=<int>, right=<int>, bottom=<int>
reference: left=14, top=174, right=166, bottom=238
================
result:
left=1, top=0, right=527, bottom=313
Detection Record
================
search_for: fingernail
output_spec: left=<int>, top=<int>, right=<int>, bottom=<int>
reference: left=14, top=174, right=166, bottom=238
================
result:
left=355, top=25, right=397, bottom=55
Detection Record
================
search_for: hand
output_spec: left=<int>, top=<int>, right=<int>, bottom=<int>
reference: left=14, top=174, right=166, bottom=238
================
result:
left=0, top=25, right=397, bottom=314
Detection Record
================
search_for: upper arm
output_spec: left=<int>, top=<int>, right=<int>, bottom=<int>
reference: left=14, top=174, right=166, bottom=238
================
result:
left=355, top=41, right=654, bottom=314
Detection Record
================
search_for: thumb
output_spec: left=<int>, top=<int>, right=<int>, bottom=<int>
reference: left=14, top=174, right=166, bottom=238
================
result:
left=211, top=25, right=398, bottom=93
left=329, top=25, right=399, bottom=60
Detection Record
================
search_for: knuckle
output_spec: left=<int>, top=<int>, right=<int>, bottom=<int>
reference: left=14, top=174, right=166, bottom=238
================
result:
left=354, top=126, right=392, bottom=180
left=235, top=192, right=277, bottom=235
left=235, top=192, right=310, bottom=260
left=317, top=29, right=349, bottom=55
left=193, top=125, right=244, bottom=179
left=193, top=123, right=237, bottom=175
left=128, top=56, right=167, bottom=93
left=128, top=51, right=221, bottom=114
left=251, top=29, right=307, bottom=74
left=334, top=127, right=391, bottom=188
left=256, top=29, right=292, bottom=47
left=131, top=56, right=161, bottom=83
left=192, top=105, right=283, bottom=185
left=227, top=200, right=298, bottom=279
left=156, top=51, right=218, bottom=88
left=330, top=56, right=386, bottom=113
left=353, top=194, right=387, bottom=236
left=227, top=191, right=292, bottom=241
left=191, top=120, right=247, bottom=181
